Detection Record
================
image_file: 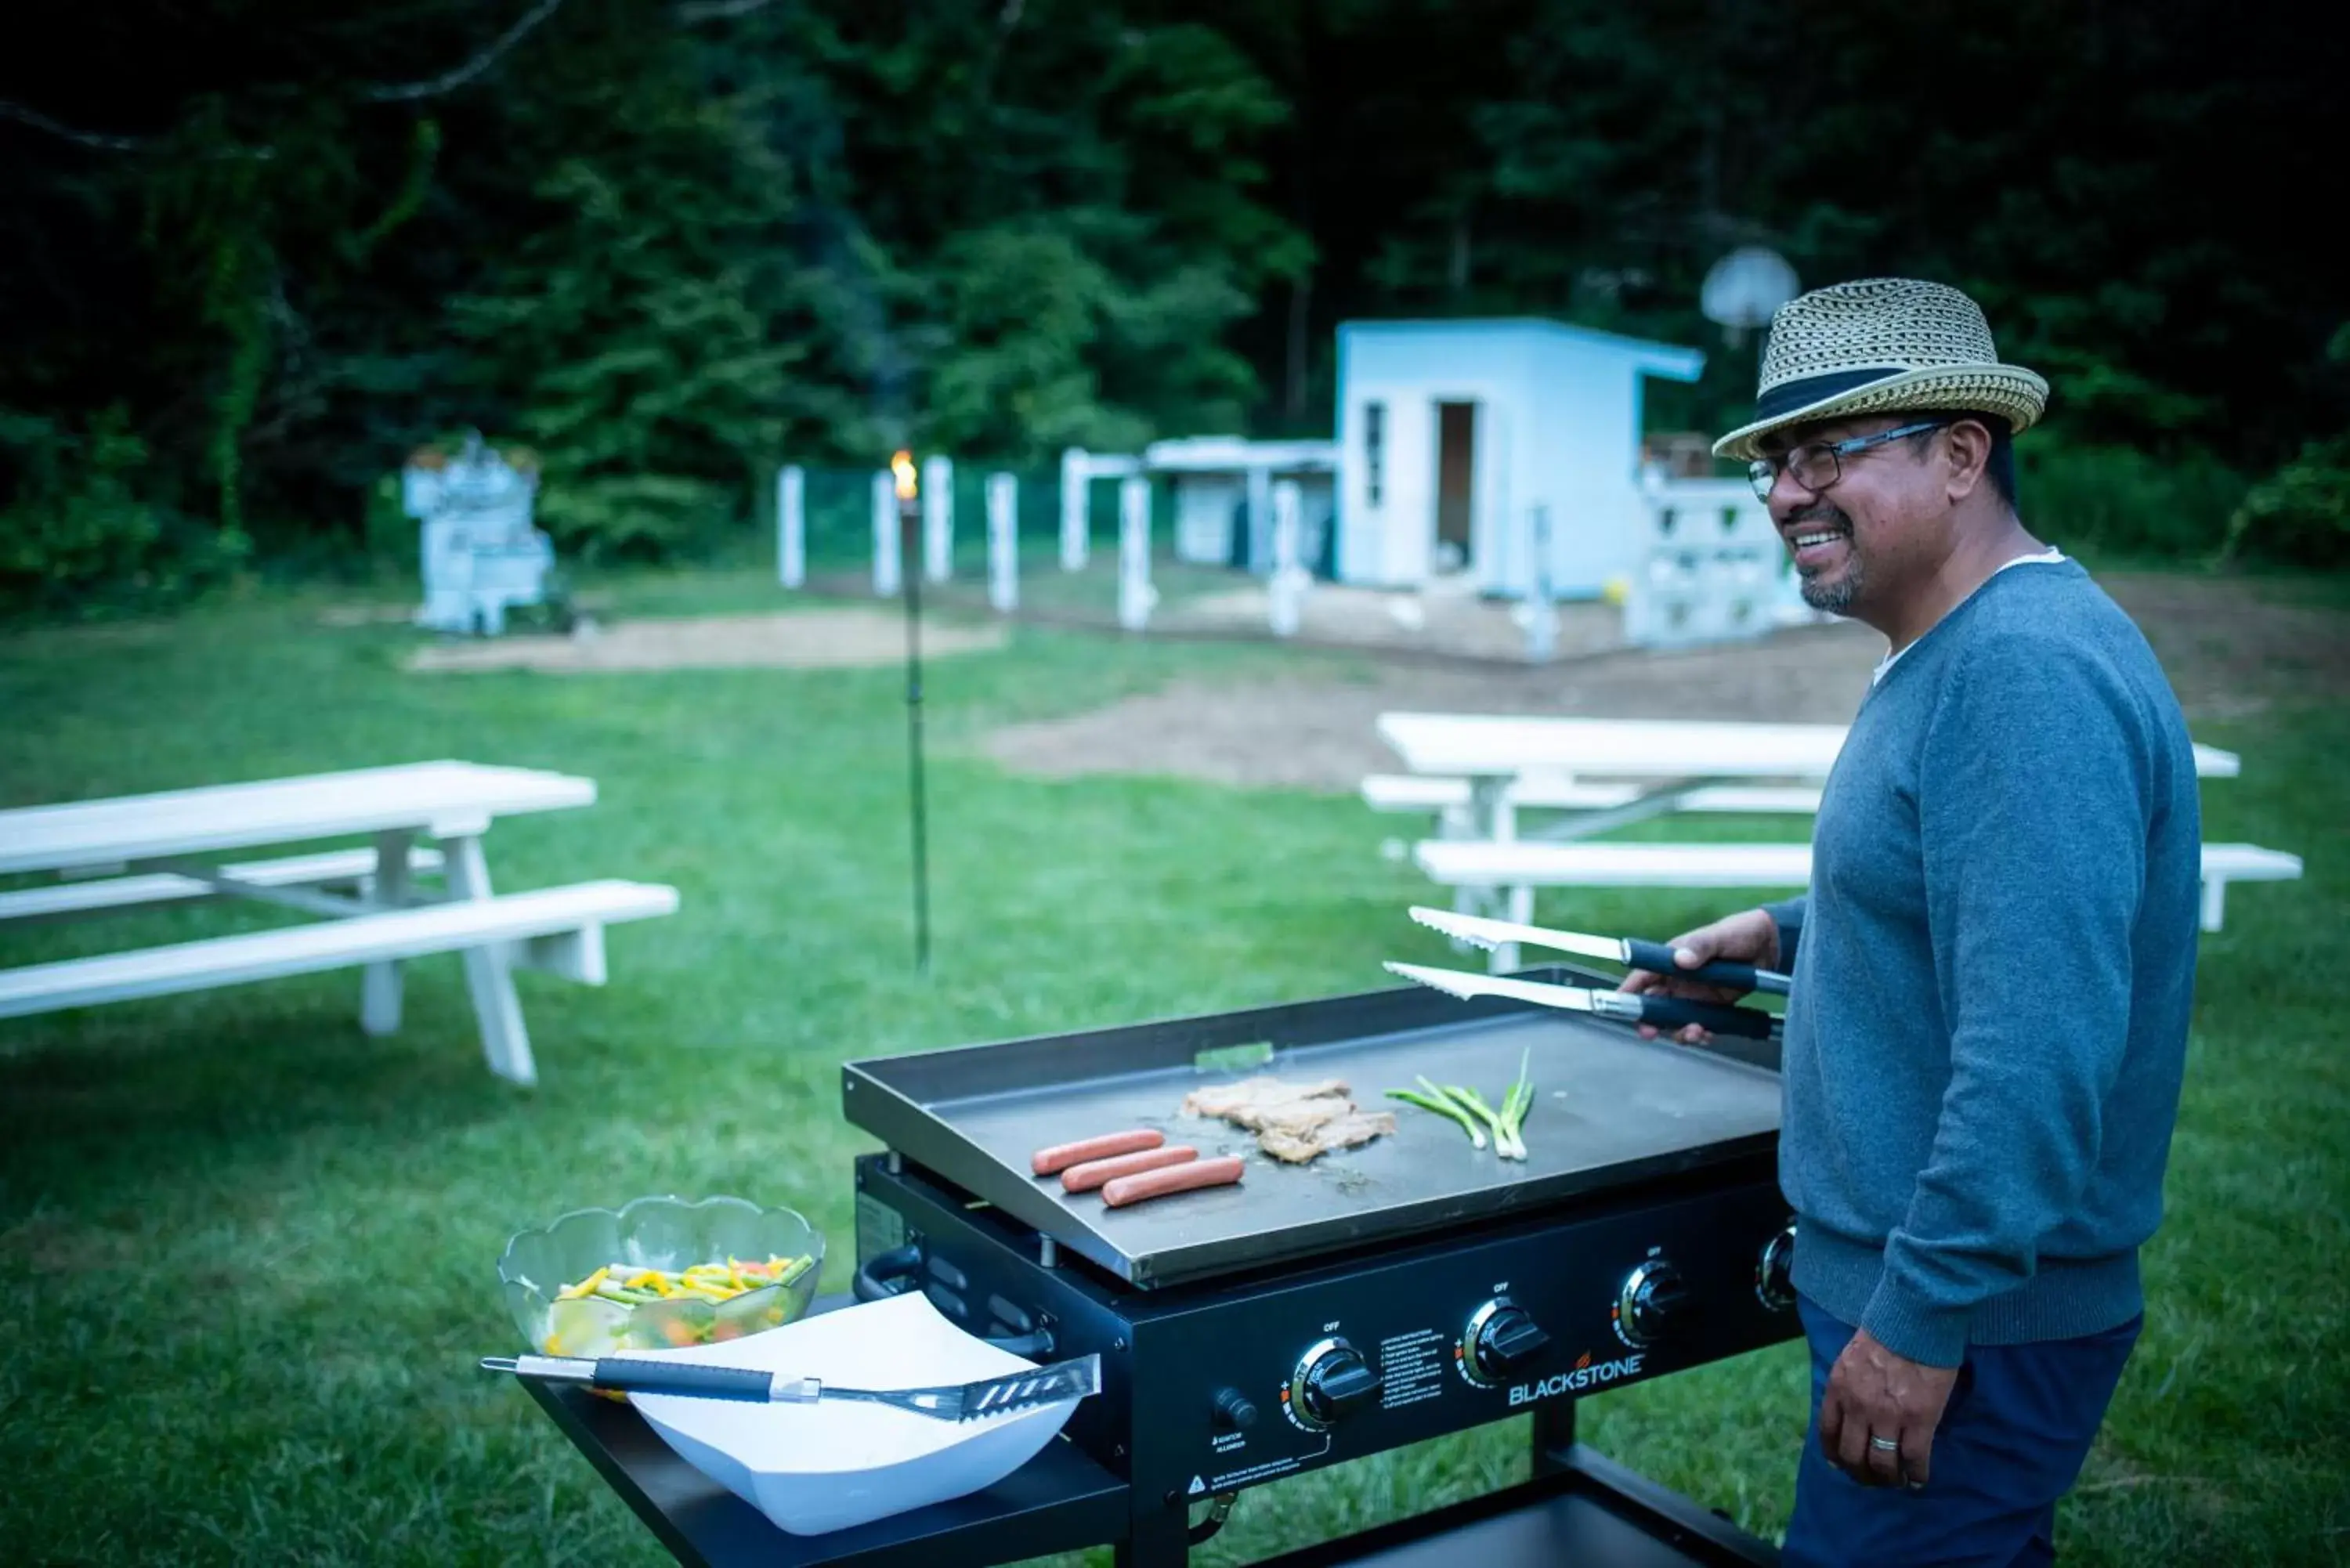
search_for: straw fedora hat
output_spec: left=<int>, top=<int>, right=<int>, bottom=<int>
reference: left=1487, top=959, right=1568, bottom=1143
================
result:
left=1712, top=278, right=2048, bottom=461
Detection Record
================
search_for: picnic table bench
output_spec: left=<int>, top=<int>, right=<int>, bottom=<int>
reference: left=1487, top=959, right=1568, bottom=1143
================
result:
left=1370, top=714, right=2301, bottom=967
left=0, top=761, right=678, bottom=1085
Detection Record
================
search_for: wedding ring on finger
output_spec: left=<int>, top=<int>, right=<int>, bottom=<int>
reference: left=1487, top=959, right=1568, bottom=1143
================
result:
left=1868, top=1435, right=1900, bottom=1453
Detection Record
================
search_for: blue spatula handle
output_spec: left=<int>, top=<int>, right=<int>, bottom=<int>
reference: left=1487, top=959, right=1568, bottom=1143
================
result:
left=590, top=1358, right=776, bottom=1401
left=1634, top=995, right=1778, bottom=1040
left=1620, top=939, right=1788, bottom=996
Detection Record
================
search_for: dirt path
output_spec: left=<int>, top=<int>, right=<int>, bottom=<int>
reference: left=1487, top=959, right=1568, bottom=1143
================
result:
left=980, top=573, right=2348, bottom=793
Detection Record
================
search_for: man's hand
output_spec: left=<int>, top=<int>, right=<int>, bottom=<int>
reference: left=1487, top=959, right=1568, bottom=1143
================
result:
left=1617, top=907, right=1781, bottom=1044
left=1819, top=1328, right=1959, bottom=1489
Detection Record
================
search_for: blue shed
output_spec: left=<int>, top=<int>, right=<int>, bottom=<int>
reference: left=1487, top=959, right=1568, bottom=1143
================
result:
left=1333, top=319, right=1706, bottom=598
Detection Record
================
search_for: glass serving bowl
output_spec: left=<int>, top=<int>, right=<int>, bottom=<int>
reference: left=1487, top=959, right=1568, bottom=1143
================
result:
left=498, top=1194, right=824, bottom=1361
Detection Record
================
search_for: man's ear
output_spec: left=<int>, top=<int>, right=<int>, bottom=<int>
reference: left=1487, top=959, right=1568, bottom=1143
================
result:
left=1942, top=419, right=1994, bottom=504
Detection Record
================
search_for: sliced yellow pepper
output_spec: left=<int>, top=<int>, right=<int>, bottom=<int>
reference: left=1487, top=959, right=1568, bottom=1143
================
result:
left=557, top=1266, right=611, bottom=1302
left=555, top=1252, right=807, bottom=1310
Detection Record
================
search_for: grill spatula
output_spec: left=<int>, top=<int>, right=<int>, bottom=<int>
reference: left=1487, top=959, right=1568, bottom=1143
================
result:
left=481, top=1349, right=1101, bottom=1422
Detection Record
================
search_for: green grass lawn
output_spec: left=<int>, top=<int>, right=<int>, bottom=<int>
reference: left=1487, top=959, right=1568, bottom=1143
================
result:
left=2, top=571, right=2345, bottom=1566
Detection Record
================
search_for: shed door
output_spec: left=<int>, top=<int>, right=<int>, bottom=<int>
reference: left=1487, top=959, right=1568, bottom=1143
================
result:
left=1435, top=400, right=1477, bottom=567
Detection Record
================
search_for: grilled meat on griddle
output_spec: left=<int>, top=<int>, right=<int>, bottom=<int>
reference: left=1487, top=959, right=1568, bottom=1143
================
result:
left=1180, top=1076, right=1351, bottom=1129
left=1182, top=1075, right=1392, bottom=1165
left=1258, top=1109, right=1399, bottom=1165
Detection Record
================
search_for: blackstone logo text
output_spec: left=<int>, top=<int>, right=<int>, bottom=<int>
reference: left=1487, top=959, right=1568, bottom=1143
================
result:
left=1507, top=1353, right=1647, bottom=1405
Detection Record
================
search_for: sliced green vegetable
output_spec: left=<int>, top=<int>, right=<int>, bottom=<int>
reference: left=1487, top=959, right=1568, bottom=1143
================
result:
left=1387, top=1082, right=1486, bottom=1149
left=1492, top=1049, right=1534, bottom=1161
left=1389, top=1057, right=1535, bottom=1161
left=1441, top=1084, right=1524, bottom=1161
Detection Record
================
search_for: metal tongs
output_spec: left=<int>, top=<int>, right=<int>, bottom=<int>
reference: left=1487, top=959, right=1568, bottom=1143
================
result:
left=1388, top=907, right=1787, bottom=1042
left=1409, top=906, right=1791, bottom=995
left=1385, top=962, right=1782, bottom=1041
left=481, top=1350, right=1102, bottom=1423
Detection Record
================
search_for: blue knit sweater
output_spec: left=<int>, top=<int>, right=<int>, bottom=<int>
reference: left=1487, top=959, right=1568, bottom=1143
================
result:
left=1766, top=559, right=2201, bottom=1367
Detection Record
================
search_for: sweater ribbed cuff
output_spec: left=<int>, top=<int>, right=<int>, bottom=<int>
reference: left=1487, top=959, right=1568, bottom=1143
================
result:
left=1760, top=897, right=1805, bottom=972
left=1858, top=1274, right=1970, bottom=1369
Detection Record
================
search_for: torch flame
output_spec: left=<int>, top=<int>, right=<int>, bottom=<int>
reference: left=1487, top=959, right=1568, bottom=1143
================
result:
left=892, top=450, right=917, bottom=501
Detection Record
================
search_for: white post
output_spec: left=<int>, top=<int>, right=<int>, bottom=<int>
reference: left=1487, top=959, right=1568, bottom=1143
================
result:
left=871, top=470, right=901, bottom=597
left=776, top=464, right=804, bottom=587
left=1245, top=464, right=1273, bottom=574
left=1269, top=479, right=1306, bottom=638
left=1060, top=448, right=1090, bottom=570
left=923, top=454, right=954, bottom=582
left=1524, top=504, right=1557, bottom=663
left=1118, top=475, right=1155, bottom=631
left=986, top=472, right=1018, bottom=612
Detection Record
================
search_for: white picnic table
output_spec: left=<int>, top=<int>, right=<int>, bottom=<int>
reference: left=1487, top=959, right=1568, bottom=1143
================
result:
left=0, top=761, right=678, bottom=1085
left=1374, top=714, right=2243, bottom=842
left=1370, top=714, right=2294, bottom=965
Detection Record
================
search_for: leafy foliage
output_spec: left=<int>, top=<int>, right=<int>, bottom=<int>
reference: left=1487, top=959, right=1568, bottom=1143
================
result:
left=2221, top=322, right=2350, bottom=568
left=0, top=406, right=245, bottom=610
left=2223, top=435, right=2350, bottom=569
left=2017, top=439, right=2248, bottom=564
left=1, top=408, right=162, bottom=596
left=446, top=19, right=811, bottom=559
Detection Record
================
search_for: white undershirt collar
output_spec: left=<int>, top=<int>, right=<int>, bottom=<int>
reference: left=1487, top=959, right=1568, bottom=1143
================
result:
left=1871, top=549, right=2067, bottom=686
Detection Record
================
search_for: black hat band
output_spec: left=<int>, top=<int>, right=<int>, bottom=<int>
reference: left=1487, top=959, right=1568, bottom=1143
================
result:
left=1752, top=367, right=1907, bottom=421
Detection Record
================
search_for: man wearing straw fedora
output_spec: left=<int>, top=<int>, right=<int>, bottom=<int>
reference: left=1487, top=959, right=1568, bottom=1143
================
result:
left=1624, top=279, right=2201, bottom=1565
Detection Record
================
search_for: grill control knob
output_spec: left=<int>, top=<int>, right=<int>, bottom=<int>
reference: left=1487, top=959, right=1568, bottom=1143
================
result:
left=1756, top=1224, right=1797, bottom=1312
left=1478, top=1308, right=1552, bottom=1373
left=1213, top=1386, right=1260, bottom=1431
left=1289, top=1338, right=1383, bottom=1429
left=1617, top=1260, right=1689, bottom=1346
left=1462, top=1299, right=1552, bottom=1385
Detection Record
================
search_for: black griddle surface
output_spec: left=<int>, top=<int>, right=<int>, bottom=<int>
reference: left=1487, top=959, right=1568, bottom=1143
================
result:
left=844, top=980, right=1781, bottom=1288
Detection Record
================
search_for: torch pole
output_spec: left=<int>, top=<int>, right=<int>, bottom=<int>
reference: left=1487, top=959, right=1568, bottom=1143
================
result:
left=898, top=476, right=932, bottom=973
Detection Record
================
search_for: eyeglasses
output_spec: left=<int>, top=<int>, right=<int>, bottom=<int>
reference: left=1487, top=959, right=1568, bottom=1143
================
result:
left=1745, top=420, right=1950, bottom=502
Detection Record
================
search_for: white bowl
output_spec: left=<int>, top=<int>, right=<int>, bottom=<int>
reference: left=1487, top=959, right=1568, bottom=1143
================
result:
left=627, top=1292, right=1080, bottom=1536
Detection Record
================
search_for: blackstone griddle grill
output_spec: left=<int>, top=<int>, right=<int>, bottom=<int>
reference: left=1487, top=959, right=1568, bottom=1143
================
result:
left=522, top=968, right=1802, bottom=1568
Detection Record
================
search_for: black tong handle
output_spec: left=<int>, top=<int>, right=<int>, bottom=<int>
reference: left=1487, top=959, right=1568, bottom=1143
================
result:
left=1632, top=994, right=1779, bottom=1040
left=1619, top=938, right=1789, bottom=996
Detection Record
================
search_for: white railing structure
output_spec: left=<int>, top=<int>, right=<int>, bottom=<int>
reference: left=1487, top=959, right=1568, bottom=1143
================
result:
left=1625, top=476, right=1823, bottom=649
left=776, top=464, right=804, bottom=587
left=986, top=472, right=1019, bottom=612
left=870, top=470, right=902, bottom=597
left=1118, top=475, right=1157, bottom=631
left=1144, top=436, right=1339, bottom=574
left=923, top=455, right=954, bottom=582
left=1060, top=448, right=1145, bottom=571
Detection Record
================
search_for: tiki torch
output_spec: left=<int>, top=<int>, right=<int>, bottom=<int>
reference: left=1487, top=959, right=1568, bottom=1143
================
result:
left=893, top=450, right=932, bottom=973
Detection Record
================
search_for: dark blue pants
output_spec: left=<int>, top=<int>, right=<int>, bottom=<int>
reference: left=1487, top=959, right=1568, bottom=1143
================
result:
left=1781, top=1295, right=2142, bottom=1568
